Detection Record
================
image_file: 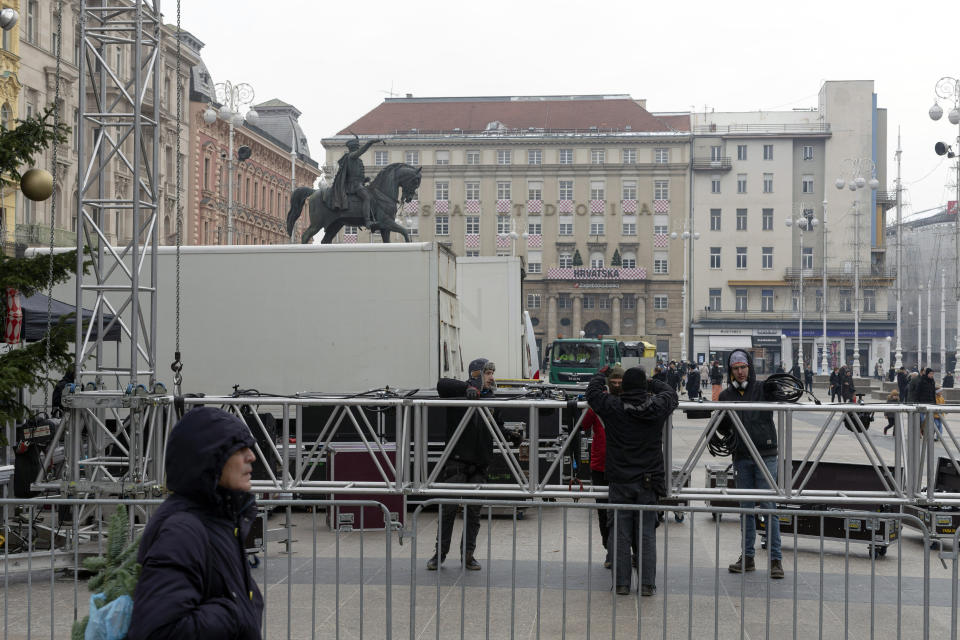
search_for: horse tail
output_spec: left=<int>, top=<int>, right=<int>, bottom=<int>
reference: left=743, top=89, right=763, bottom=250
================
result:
left=286, top=187, right=316, bottom=236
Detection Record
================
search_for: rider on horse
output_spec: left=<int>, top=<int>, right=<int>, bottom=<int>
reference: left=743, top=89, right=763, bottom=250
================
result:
left=328, top=135, right=383, bottom=230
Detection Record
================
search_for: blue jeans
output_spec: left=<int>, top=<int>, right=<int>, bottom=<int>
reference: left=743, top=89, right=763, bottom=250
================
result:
left=734, top=455, right=782, bottom=561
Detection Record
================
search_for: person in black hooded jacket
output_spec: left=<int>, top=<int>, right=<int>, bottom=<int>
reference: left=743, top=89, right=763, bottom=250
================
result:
left=716, top=349, right=784, bottom=580
left=129, top=407, right=263, bottom=640
left=586, top=365, right=678, bottom=597
left=427, top=357, right=498, bottom=572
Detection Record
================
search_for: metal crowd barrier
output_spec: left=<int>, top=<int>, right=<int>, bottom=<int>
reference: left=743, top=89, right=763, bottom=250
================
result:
left=2, top=497, right=958, bottom=640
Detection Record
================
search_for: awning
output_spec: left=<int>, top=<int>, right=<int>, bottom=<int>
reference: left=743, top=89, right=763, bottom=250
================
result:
left=709, top=336, right=753, bottom=351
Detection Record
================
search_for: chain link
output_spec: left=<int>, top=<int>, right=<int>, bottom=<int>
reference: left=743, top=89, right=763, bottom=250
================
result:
left=172, top=0, right=183, bottom=394
left=43, top=0, right=65, bottom=410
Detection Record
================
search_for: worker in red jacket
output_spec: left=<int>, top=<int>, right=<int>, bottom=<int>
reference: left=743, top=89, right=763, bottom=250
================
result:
left=580, top=364, right=623, bottom=568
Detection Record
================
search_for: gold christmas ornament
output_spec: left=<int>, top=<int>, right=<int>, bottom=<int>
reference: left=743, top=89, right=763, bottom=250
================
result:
left=20, top=168, right=54, bottom=202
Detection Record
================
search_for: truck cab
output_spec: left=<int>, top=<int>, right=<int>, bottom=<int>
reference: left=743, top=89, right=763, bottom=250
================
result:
left=546, top=338, right=620, bottom=385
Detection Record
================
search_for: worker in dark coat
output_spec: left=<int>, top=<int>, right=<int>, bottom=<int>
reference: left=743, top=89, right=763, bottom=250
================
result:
left=896, top=366, right=909, bottom=398
left=586, top=365, right=678, bottom=596
left=685, top=366, right=701, bottom=400
left=129, top=407, right=263, bottom=639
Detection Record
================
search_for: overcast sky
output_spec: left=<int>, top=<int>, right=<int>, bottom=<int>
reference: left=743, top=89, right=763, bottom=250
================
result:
left=181, top=0, right=960, bottom=222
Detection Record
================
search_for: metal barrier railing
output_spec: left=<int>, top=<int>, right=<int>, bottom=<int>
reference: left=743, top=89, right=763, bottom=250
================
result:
left=2, top=496, right=957, bottom=640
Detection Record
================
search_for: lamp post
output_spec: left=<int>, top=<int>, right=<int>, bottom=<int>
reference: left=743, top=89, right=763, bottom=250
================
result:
left=941, top=269, right=947, bottom=376
left=894, top=133, right=904, bottom=370
left=928, top=76, right=960, bottom=379
left=671, top=227, right=699, bottom=363
left=821, top=199, right=829, bottom=374
left=203, top=81, right=258, bottom=245
left=835, top=158, right=879, bottom=377
left=927, top=279, right=933, bottom=370
left=786, top=206, right=819, bottom=371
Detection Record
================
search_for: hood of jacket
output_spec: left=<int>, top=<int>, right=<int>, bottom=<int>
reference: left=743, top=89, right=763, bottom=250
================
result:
left=726, top=349, right=756, bottom=387
left=165, top=407, right=255, bottom=508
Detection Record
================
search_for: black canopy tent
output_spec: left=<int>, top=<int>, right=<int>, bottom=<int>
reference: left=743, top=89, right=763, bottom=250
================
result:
left=18, top=293, right=122, bottom=342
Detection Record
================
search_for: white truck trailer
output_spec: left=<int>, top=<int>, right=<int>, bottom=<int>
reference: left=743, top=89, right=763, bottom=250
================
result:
left=47, top=242, right=463, bottom=394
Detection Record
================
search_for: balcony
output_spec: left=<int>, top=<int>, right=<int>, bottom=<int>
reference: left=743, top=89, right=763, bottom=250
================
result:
left=696, top=309, right=895, bottom=323
left=692, top=156, right=732, bottom=171
left=693, top=123, right=831, bottom=136
left=14, top=223, right=77, bottom=248
left=784, top=266, right=897, bottom=282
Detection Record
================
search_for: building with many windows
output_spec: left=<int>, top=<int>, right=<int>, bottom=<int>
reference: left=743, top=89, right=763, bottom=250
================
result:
left=690, top=81, right=895, bottom=374
left=323, top=95, right=690, bottom=359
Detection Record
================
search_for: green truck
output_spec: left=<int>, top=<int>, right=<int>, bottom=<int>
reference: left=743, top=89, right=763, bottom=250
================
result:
left=545, top=338, right=621, bottom=385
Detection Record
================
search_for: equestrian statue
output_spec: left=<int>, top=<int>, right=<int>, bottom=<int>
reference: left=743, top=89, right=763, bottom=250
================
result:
left=286, top=136, right=422, bottom=244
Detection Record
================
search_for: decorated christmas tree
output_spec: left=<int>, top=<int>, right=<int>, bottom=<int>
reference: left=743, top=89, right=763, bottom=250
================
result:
left=572, top=249, right=583, bottom=266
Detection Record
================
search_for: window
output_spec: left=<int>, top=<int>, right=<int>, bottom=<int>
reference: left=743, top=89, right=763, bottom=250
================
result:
left=736, top=208, right=747, bottom=231
left=621, top=252, right=636, bottom=269
left=435, top=181, right=449, bottom=201
left=344, top=225, right=359, bottom=235
left=466, top=250, right=480, bottom=258
left=591, top=149, right=605, bottom=164
left=763, top=144, right=774, bottom=160
left=710, top=145, right=722, bottom=161
left=622, top=180, right=637, bottom=200
left=737, top=144, right=747, bottom=161
left=559, top=252, right=573, bottom=269
left=654, top=214, right=668, bottom=235
left=497, top=215, right=511, bottom=234
left=466, top=150, right=481, bottom=165
left=803, top=145, right=814, bottom=161
left=654, top=251, right=668, bottom=274
left=435, top=150, right=450, bottom=165
left=816, top=289, right=823, bottom=312
left=710, top=247, right=721, bottom=269
left=527, top=294, right=541, bottom=309
left=598, top=296, right=611, bottom=310
left=589, top=252, right=604, bottom=269
left=762, top=247, right=773, bottom=269
left=527, top=218, right=542, bottom=235
left=654, top=148, right=669, bottom=164
left=559, top=180, right=573, bottom=201
left=589, top=216, right=605, bottom=236
left=762, top=208, right=773, bottom=231
left=528, top=149, right=542, bottom=165
left=802, top=247, right=813, bottom=270
left=737, top=174, right=747, bottom=194
left=654, top=295, right=668, bottom=310
left=497, top=149, right=512, bottom=165
left=435, top=215, right=449, bottom=236
left=27, top=1, right=37, bottom=43
left=711, top=177, right=721, bottom=194
left=863, top=289, right=876, bottom=312
left=466, top=216, right=480, bottom=234
left=528, top=251, right=542, bottom=274
left=763, top=173, right=773, bottom=193
left=623, top=295, right=636, bottom=310
left=654, top=180, right=669, bottom=200
left=838, top=289, right=852, bottom=312
left=623, top=148, right=638, bottom=164
left=558, top=293, right=572, bottom=308
left=590, top=181, right=605, bottom=201
left=761, top=289, right=774, bottom=312
left=559, top=148, right=573, bottom=164
left=203, top=158, right=210, bottom=189
left=736, top=288, right=747, bottom=312
left=792, top=290, right=800, bottom=312
left=405, top=150, right=419, bottom=164
left=583, top=295, right=596, bottom=310
left=802, top=175, right=814, bottom=193
left=622, top=215, right=637, bottom=236
left=736, top=247, right=747, bottom=269
left=709, top=289, right=722, bottom=311
left=497, top=181, right=511, bottom=200
left=710, top=208, right=721, bottom=231
left=465, top=181, right=480, bottom=201
left=559, top=215, right=573, bottom=235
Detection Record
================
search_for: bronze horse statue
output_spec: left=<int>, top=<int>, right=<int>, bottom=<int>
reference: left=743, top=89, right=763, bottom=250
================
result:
left=285, top=163, right=422, bottom=244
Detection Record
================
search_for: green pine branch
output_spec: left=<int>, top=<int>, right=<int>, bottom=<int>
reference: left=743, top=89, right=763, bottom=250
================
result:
left=0, top=106, right=70, bottom=184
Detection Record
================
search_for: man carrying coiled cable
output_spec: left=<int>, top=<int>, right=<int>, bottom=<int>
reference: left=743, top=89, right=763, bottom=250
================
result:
left=716, top=349, right=785, bottom=580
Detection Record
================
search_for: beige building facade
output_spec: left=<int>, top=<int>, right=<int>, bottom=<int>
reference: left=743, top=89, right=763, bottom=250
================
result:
left=323, top=95, right=691, bottom=360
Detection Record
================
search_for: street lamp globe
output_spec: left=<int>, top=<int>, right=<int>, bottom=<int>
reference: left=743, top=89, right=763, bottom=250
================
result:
left=670, top=232, right=678, bottom=239
left=835, top=178, right=846, bottom=190
left=930, top=103, right=944, bottom=121
left=219, top=105, right=233, bottom=120
left=785, top=217, right=793, bottom=227
left=950, top=108, right=960, bottom=126
left=202, top=108, right=217, bottom=125
left=245, top=109, right=260, bottom=126
left=855, top=176, right=866, bottom=189
left=848, top=181, right=857, bottom=191
left=682, top=231, right=690, bottom=239
left=868, top=178, right=880, bottom=190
